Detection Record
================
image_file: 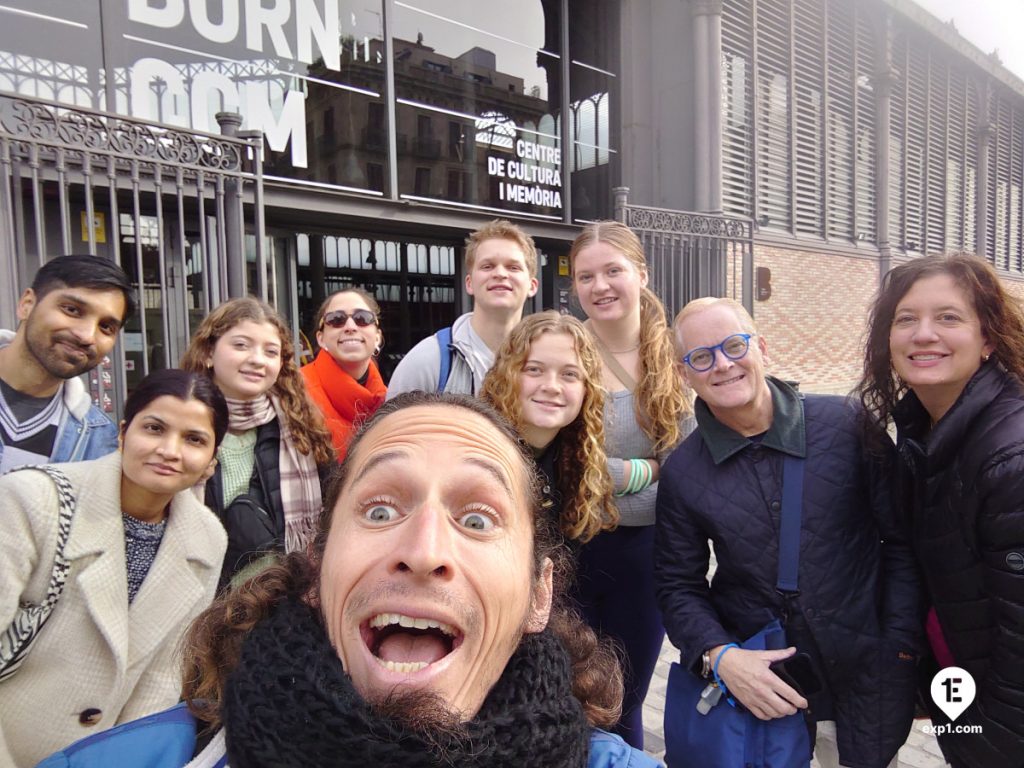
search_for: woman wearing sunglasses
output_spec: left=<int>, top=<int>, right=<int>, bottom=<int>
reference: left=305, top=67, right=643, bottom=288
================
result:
left=302, top=288, right=387, bottom=461
left=181, top=298, right=334, bottom=586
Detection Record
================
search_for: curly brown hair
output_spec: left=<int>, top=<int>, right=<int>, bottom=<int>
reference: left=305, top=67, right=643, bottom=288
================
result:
left=858, top=253, right=1024, bottom=432
left=182, top=393, right=623, bottom=730
left=180, top=297, right=334, bottom=465
left=569, top=221, right=692, bottom=453
left=480, top=312, right=618, bottom=543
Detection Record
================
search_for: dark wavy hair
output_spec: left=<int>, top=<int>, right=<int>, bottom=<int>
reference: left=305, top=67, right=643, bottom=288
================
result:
left=122, top=368, right=228, bottom=449
left=181, top=392, right=623, bottom=730
left=858, top=253, right=1024, bottom=432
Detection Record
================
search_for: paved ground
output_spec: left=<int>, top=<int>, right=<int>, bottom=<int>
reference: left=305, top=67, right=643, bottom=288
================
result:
left=641, top=635, right=949, bottom=766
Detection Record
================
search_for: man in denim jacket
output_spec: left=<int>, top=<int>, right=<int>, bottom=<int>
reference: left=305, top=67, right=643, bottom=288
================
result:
left=0, top=255, right=135, bottom=472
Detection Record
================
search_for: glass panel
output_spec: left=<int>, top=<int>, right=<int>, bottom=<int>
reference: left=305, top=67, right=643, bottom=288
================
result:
left=392, top=0, right=564, bottom=219
left=0, top=1, right=105, bottom=108
left=567, top=0, right=619, bottom=222
left=109, top=0, right=387, bottom=193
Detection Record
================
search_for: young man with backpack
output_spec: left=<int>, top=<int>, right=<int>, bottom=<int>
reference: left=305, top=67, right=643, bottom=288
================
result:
left=387, top=219, right=539, bottom=397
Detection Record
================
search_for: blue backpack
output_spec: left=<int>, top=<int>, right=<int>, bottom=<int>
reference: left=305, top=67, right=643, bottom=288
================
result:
left=435, top=326, right=454, bottom=392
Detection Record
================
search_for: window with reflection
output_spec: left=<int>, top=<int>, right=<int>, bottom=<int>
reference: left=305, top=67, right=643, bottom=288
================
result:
left=0, top=1, right=104, bottom=108
left=566, top=0, right=619, bottom=222
left=391, top=0, right=563, bottom=219
left=108, top=0, right=387, bottom=193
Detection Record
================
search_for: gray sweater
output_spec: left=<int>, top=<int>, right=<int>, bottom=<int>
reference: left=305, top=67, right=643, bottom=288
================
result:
left=605, top=390, right=694, bottom=526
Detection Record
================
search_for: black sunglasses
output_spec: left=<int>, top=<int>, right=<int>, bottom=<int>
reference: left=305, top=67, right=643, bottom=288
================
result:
left=322, top=309, right=377, bottom=329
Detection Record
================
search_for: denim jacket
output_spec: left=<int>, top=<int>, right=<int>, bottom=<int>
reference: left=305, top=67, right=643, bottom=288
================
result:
left=0, top=330, right=119, bottom=468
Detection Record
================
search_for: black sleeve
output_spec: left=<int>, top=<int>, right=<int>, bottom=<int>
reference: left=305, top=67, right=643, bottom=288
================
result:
left=654, top=451, right=736, bottom=671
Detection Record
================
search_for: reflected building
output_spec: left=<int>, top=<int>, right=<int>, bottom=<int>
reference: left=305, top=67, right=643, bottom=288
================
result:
left=3, top=0, right=1024, bottom=395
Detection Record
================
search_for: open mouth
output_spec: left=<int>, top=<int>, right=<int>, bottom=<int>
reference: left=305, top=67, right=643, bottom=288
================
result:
left=909, top=353, right=945, bottom=361
left=362, top=613, right=463, bottom=674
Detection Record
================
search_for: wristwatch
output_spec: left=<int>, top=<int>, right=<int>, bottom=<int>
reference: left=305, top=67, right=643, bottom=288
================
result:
left=700, top=649, right=713, bottom=679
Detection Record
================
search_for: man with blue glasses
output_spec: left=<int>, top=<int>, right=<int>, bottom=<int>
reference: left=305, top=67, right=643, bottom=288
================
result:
left=654, top=297, right=921, bottom=768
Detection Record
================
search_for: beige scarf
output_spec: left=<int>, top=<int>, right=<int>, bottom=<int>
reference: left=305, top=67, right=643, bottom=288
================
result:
left=225, top=394, right=322, bottom=553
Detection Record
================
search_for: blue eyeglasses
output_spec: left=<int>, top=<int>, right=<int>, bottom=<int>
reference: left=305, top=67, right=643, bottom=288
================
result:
left=681, top=333, right=754, bottom=372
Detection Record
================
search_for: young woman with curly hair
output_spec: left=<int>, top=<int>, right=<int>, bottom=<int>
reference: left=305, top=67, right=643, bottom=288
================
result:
left=181, top=298, right=334, bottom=586
left=481, top=311, right=616, bottom=545
left=568, top=220, right=693, bottom=749
left=858, top=254, right=1024, bottom=767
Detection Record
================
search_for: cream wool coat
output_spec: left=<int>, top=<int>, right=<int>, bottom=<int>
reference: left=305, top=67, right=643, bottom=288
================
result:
left=0, top=452, right=227, bottom=767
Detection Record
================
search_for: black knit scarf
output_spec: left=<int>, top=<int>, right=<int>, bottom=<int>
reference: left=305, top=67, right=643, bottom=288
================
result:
left=221, top=595, right=591, bottom=767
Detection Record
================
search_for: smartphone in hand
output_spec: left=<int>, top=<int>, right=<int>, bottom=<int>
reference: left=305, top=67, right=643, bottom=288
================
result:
left=769, top=652, right=823, bottom=697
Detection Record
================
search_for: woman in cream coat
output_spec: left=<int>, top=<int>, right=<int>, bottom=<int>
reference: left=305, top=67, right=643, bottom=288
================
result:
left=0, top=370, right=229, bottom=767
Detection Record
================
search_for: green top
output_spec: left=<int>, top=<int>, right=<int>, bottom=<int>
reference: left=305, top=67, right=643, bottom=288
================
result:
left=218, top=428, right=257, bottom=506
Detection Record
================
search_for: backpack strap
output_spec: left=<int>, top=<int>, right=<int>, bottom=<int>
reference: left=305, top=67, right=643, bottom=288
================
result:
left=0, top=465, right=77, bottom=682
left=435, top=326, right=454, bottom=392
left=776, top=454, right=805, bottom=593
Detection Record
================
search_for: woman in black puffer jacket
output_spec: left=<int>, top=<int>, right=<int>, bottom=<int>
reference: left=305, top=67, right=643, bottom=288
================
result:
left=859, top=254, right=1024, bottom=768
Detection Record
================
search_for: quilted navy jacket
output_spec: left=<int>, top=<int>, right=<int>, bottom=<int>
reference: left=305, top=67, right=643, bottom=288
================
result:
left=654, top=378, right=922, bottom=768
left=895, top=360, right=1024, bottom=768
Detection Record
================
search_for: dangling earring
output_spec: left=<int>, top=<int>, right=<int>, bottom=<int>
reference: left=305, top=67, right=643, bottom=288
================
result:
left=373, top=344, right=382, bottom=356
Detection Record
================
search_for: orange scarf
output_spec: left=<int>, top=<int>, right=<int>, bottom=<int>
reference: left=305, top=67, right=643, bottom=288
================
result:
left=302, top=350, right=387, bottom=460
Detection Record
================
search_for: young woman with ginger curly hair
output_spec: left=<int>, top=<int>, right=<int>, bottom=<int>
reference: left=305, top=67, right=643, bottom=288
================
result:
left=181, top=298, right=334, bottom=586
left=568, top=220, right=693, bottom=749
left=481, top=311, right=617, bottom=545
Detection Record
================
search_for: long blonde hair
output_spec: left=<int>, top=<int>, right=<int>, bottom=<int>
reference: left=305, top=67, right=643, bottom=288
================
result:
left=481, top=311, right=617, bottom=542
left=569, top=221, right=691, bottom=453
left=180, top=298, right=335, bottom=465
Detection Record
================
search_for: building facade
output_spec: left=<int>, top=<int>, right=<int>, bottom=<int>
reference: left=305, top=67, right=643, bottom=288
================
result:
left=621, top=0, right=1024, bottom=390
left=1, top=0, right=1023, bottom=396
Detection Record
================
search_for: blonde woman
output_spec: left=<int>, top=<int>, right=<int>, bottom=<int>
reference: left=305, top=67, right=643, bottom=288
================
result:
left=568, top=220, right=693, bottom=748
left=481, top=311, right=616, bottom=545
left=181, top=298, right=334, bottom=585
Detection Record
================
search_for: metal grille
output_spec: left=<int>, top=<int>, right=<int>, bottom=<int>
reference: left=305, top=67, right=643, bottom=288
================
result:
left=614, top=188, right=755, bottom=319
left=0, top=92, right=266, bottom=412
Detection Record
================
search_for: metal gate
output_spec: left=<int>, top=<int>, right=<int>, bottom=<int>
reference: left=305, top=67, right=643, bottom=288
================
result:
left=0, top=92, right=266, bottom=414
left=613, top=187, right=754, bottom=319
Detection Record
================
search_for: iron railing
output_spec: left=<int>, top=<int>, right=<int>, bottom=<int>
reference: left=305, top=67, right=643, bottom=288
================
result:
left=0, top=92, right=266, bottom=413
left=613, top=186, right=754, bottom=318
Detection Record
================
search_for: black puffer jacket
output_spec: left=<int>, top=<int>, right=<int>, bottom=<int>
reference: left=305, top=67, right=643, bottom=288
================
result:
left=205, top=419, right=285, bottom=585
left=655, top=378, right=922, bottom=768
left=895, top=360, right=1024, bottom=768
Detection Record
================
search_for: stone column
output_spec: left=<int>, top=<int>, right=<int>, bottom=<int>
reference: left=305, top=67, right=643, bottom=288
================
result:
left=692, top=0, right=724, bottom=213
left=216, top=111, right=246, bottom=298
left=976, top=82, right=994, bottom=260
left=873, top=68, right=897, bottom=276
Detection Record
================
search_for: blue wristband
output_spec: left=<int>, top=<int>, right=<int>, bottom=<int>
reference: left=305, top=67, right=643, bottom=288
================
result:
left=712, top=643, right=740, bottom=708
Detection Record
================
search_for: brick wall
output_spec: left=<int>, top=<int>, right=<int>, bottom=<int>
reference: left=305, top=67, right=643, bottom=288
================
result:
left=749, top=245, right=877, bottom=394
left=744, top=244, right=1024, bottom=394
